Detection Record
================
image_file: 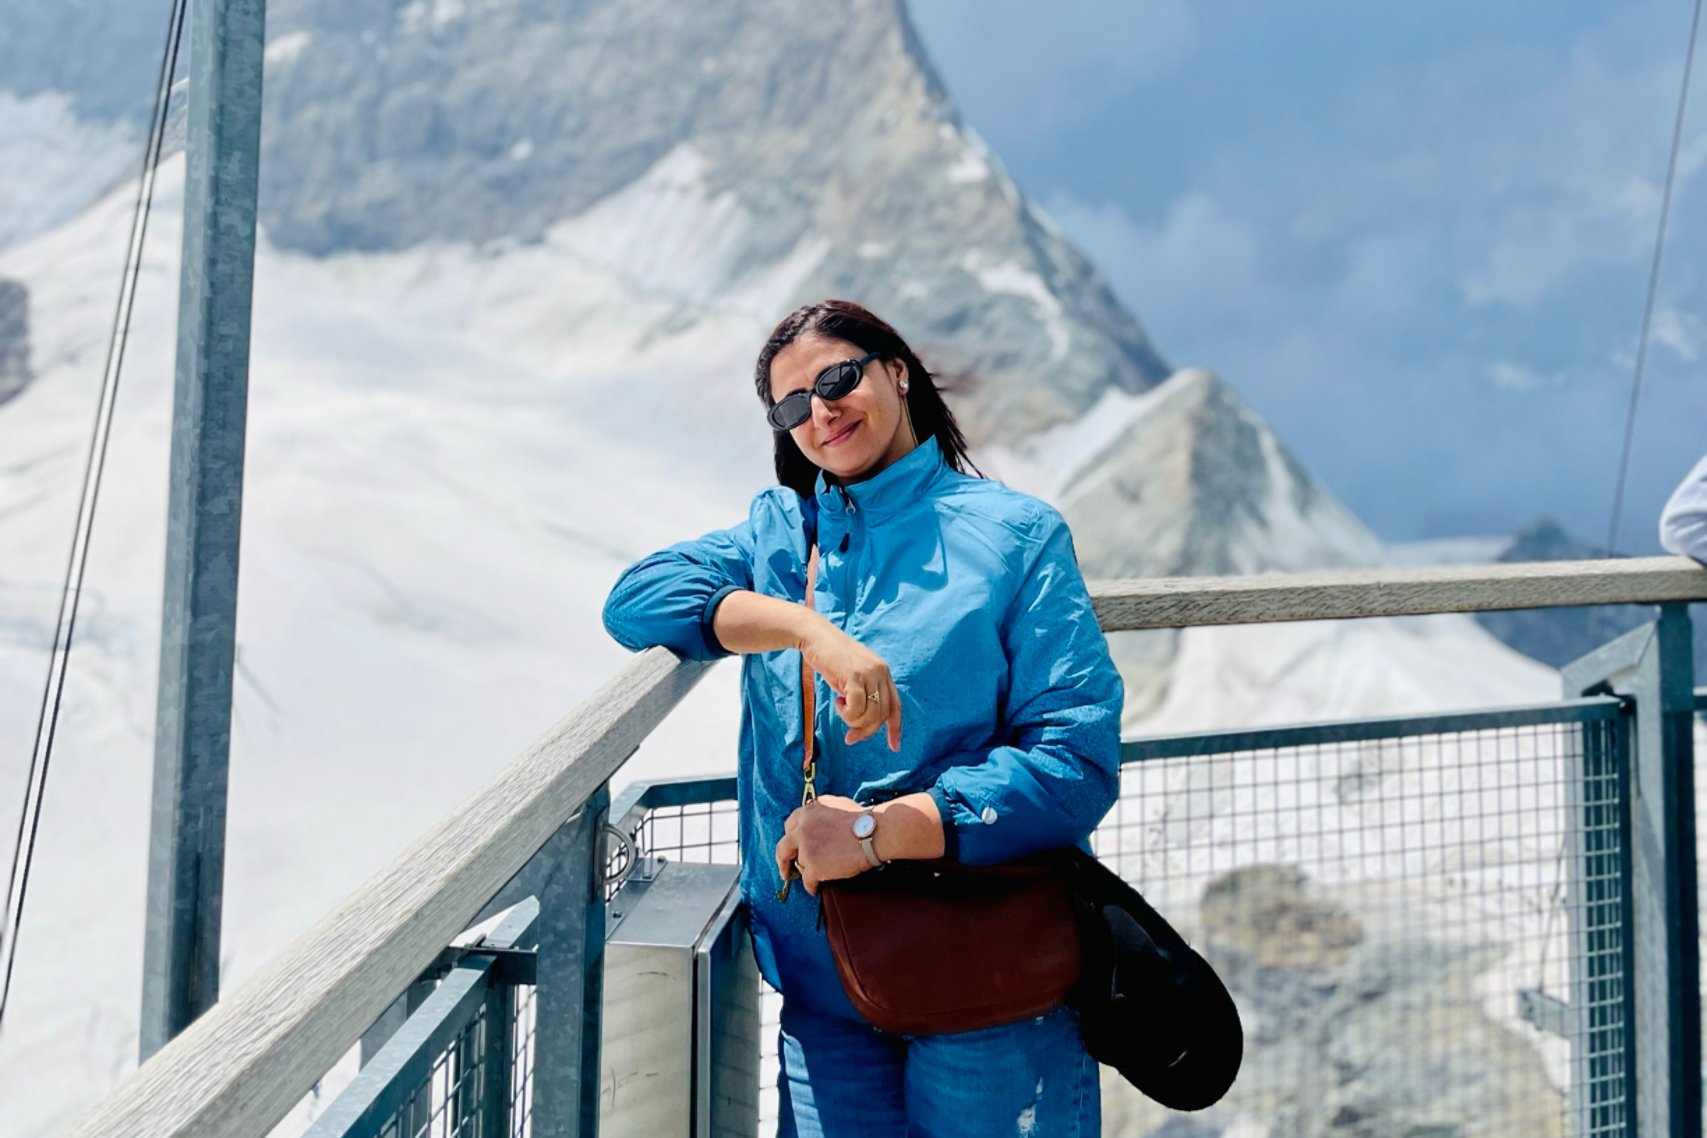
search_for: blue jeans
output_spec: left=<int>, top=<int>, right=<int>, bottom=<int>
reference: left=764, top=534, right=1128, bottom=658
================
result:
left=776, top=1002, right=1100, bottom=1138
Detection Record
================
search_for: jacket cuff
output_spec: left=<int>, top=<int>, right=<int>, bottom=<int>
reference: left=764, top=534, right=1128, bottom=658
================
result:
left=699, top=585, right=743, bottom=657
left=927, top=785, right=961, bottom=863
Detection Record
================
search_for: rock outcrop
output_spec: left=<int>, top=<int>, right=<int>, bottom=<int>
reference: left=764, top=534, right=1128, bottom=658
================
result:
left=0, top=279, right=30, bottom=404
left=1103, top=865, right=1566, bottom=1138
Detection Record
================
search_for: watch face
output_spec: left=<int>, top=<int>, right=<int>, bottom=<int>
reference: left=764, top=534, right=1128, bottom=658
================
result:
left=852, top=812, right=876, bottom=839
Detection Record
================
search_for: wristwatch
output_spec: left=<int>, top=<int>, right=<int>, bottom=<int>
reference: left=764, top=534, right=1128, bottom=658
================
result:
left=852, top=808, right=886, bottom=868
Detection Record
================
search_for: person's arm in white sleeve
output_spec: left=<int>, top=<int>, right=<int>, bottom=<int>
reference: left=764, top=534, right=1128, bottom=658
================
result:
left=1659, top=454, right=1707, bottom=565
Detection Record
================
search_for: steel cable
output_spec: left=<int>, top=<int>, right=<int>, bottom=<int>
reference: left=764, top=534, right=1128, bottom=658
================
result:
left=0, top=0, right=190, bottom=1032
left=1605, top=0, right=1703, bottom=557
left=1534, top=0, right=1705, bottom=1014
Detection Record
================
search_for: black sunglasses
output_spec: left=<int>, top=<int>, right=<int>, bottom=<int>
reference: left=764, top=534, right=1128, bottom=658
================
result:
left=767, top=352, right=882, bottom=431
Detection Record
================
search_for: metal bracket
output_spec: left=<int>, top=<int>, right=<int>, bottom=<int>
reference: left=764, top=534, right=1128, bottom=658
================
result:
left=603, top=823, right=641, bottom=891
left=461, top=944, right=538, bottom=988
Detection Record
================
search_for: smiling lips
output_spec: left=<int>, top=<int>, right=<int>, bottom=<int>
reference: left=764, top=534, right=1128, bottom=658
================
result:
left=823, top=420, right=861, bottom=447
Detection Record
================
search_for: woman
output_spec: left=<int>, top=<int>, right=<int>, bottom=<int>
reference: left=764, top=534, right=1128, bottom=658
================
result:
left=602, top=300, right=1122, bottom=1136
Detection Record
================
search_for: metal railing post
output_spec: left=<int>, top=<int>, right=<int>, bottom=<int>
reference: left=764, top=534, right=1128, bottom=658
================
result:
left=479, top=982, right=513, bottom=1138
left=1630, top=605, right=1700, bottom=1138
left=531, top=782, right=611, bottom=1138
left=1563, top=607, right=1700, bottom=1138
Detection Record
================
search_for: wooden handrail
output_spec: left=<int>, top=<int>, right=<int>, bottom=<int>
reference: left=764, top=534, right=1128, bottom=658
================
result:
left=1089, top=556, right=1707, bottom=631
left=67, top=649, right=709, bottom=1138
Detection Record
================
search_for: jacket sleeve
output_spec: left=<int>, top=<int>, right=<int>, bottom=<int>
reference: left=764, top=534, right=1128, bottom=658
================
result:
left=601, top=519, right=757, bottom=661
left=926, top=512, right=1123, bottom=865
left=1659, top=454, right=1707, bottom=565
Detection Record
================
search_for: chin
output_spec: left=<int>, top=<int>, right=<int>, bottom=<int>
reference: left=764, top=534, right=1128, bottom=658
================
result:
left=820, top=451, right=880, bottom=482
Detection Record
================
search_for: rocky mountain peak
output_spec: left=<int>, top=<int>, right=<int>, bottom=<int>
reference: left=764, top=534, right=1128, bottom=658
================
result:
left=254, top=0, right=1171, bottom=443
left=1497, top=517, right=1609, bottom=562
left=1061, top=368, right=1383, bottom=580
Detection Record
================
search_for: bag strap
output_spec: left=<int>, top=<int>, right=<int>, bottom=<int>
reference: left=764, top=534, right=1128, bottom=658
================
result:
left=799, top=543, right=820, bottom=803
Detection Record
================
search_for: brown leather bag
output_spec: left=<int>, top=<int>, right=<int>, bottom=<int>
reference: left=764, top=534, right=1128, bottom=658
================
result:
left=796, top=544, right=1082, bottom=1035
left=820, top=854, right=1082, bottom=1035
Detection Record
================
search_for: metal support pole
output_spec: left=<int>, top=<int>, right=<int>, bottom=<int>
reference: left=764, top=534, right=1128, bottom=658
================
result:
left=531, top=785, right=610, bottom=1138
left=1564, top=607, right=1699, bottom=1138
left=1626, top=605, right=1699, bottom=1138
left=479, top=979, right=514, bottom=1138
left=139, top=0, right=266, bottom=1061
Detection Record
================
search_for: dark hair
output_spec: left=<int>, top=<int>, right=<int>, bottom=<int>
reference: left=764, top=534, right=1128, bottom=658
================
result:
left=754, top=299, right=981, bottom=498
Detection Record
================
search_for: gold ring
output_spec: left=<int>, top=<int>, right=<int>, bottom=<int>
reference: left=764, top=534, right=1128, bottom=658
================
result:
left=868, top=690, right=882, bottom=701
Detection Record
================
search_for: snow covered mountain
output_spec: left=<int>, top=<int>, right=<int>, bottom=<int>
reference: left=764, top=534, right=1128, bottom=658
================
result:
left=0, top=1, right=1563, bottom=1133
left=1, top=0, right=1169, bottom=446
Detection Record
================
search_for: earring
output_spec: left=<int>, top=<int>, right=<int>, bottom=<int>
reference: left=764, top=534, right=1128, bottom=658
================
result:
left=898, top=379, right=910, bottom=393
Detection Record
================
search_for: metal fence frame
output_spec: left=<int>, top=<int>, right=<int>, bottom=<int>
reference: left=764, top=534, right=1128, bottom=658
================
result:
left=615, top=702, right=1645, bottom=1134
left=307, top=660, right=1695, bottom=1137
left=297, top=790, right=614, bottom=1138
left=304, top=900, right=540, bottom=1138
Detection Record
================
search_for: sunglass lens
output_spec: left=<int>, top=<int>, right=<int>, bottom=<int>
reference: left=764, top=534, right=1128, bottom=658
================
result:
left=768, top=358, right=868, bottom=431
left=768, top=391, right=812, bottom=431
left=817, top=360, right=863, bottom=400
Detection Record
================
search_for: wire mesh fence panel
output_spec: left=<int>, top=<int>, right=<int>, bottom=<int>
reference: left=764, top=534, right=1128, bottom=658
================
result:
left=615, top=707, right=1629, bottom=1138
left=1098, top=714, right=1626, bottom=1138
left=509, top=984, right=535, bottom=1138
left=636, top=799, right=742, bottom=869
left=605, top=797, right=741, bottom=901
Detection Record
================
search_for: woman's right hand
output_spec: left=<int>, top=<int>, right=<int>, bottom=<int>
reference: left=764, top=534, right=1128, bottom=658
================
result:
left=799, top=623, right=903, bottom=751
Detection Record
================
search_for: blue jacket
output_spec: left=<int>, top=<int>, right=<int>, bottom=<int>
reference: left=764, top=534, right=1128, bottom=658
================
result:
left=602, top=438, right=1123, bottom=1020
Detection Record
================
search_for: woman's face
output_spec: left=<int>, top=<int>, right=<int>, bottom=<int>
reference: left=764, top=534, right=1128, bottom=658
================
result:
left=768, top=334, right=916, bottom=483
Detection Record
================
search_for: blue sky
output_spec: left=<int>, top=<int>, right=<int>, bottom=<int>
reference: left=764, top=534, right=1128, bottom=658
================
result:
left=910, top=0, right=1707, bottom=549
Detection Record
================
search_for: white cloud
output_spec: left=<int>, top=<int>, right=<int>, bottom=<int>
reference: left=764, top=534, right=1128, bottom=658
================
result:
left=1485, top=361, right=1549, bottom=392
left=907, top=0, right=1195, bottom=139
left=1649, top=306, right=1702, bottom=363
left=264, top=31, right=312, bottom=64
left=1042, top=189, right=1266, bottom=333
left=1443, top=30, right=1705, bottom=309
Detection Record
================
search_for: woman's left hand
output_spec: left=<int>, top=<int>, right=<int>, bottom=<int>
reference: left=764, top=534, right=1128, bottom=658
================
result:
left=775, top=796, right=870, bottom=896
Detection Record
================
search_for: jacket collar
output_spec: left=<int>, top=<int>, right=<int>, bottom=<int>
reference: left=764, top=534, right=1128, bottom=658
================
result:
left=814, top=437, right=946, bottom=520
